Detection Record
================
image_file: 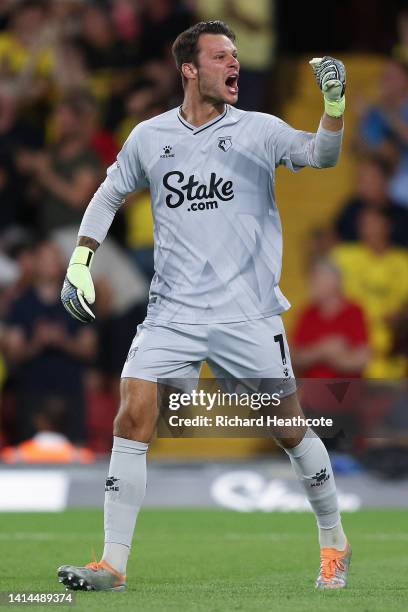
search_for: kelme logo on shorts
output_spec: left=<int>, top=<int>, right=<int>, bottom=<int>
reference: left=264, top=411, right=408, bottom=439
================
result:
left=162, top=171, right=234, bottom=212
left=311, top=468, right=330, bottom=487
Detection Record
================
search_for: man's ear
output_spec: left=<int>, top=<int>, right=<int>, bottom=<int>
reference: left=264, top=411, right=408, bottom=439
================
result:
left=181, top=62, right=198, bottom=82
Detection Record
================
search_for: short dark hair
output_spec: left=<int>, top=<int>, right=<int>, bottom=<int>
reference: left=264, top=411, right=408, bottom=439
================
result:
left=172, top=20, right=236, bottom=73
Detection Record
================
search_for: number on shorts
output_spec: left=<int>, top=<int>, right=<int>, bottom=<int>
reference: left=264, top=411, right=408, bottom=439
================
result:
left=274, top=333, right=287, bottom=365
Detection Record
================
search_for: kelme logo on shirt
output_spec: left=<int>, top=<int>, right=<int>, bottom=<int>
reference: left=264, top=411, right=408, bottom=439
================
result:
left=162, top=171, right=234, bottom=212
left=160, top=145, right=174, bottom=158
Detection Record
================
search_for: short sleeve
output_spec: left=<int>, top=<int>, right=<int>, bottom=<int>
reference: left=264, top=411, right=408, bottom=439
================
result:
left=106, top=124, right=149, bottom=196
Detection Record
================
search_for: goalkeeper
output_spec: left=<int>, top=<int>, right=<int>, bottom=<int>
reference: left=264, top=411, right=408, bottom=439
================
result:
left=58, top=20, right=349, bottom=594
left=62, top=55, right=345, bottom=322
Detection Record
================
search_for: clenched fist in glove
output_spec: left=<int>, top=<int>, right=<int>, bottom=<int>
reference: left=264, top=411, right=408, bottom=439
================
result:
left=61, top=246, right=96, bottom=323
left=310, top=56, right=346, bottom=118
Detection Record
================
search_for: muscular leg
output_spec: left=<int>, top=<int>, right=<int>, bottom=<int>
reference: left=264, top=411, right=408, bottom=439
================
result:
left=114, top=378, right=158, bottom=441
left=102, top=378, right=158, bottom=575
left=272, top=392, right=347, bottom=551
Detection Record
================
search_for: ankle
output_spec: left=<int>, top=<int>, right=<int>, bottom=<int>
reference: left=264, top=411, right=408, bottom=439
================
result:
left=319, top=522, right=347, bottom=551
left=102, top=542, right=129, bottom=575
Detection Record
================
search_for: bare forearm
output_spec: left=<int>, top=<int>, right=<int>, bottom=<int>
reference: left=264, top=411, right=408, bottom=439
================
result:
left=321, top=113, right=344, bottom=132
left=77, top=236, right=100, bottom=252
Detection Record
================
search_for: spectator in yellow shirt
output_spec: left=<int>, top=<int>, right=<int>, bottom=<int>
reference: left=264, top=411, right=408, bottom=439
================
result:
left=332, top=208, right=408, bottom=378
left=0, top=1, right=55, bottom=104
left=195, top=0, right=274, bottom=111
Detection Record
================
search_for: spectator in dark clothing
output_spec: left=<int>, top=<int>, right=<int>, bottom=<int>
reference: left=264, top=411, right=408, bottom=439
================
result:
left=79, top=4, right=131, bottom=73
left=16, top=92, right=102, bottom=235
left=0, top=82, right=44, bottom=233
left=3, top=240, right=97, bottom=442
left=0, top=1, right=11, bottom=32
left=335, top=157, right=408, bottom=247
left=0, top=231, right=36, bottom=317
left=139, top=0, right=191, bottom=63
left=357, top=60, right=408, bottom=207
left=58, top=89, right=120, bottom=168
left=78, top=2, right=140, bottom=126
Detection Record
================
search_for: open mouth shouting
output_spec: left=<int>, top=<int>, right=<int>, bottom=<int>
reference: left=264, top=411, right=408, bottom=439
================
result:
left=225, top=73, right=239, bottom=95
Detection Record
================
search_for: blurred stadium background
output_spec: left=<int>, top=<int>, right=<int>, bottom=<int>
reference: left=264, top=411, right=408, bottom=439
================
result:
left=0, top=0, right=408, bottom=517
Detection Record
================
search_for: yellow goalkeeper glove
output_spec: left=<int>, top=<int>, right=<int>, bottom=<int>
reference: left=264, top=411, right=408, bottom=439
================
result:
left=309, top=56, right=346, bottom=118
left=61, top=246, right=96, bottom=323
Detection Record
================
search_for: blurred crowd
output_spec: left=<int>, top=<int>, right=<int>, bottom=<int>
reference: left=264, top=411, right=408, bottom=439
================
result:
left=0, top=0, right=407, bottom=461
left=293, top=52, right=408, bottom=383
left=0, top=0, right=276, bottom=456
left=290, top=12, right=408, bottom=462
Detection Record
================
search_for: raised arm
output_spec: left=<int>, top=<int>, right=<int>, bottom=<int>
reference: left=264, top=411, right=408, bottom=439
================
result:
left=273, top=56, right=346, bottom=170
left=310, top=56, right=345, bottom=162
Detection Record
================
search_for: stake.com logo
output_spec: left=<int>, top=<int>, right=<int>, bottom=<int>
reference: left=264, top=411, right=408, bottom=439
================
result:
left=162, top=171, right=234, bottom=212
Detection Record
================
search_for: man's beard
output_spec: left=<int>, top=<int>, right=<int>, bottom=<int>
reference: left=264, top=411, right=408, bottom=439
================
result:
left=197, top=72, right=225, bottom=105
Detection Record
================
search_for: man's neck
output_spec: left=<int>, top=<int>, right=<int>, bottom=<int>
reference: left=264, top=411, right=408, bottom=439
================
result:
left=180, top=95, right=225, bottom=128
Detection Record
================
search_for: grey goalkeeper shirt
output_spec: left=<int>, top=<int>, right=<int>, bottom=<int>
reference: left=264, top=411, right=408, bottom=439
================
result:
left=79, top=105, right=343, bottom=324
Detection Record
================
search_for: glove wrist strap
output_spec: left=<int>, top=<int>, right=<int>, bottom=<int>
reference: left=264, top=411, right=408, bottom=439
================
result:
left=324, top=95, right=345, bottom=118
left=69, top=246, right=94, bottom=268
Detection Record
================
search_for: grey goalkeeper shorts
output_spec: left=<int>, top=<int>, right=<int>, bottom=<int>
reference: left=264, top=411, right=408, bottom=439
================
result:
left=121, top=315, right=296, bottom=396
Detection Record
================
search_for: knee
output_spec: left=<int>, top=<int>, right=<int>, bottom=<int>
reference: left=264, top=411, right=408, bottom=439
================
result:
left=278, top=435, right=304, bottom=450
left=113, top=398, right=138, bottom=436
left=113, top=393, right=156, bottom=442
left=275, top=426, right=308, bottom=450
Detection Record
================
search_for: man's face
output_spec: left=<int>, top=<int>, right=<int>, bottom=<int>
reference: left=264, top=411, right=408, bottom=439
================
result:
left=310, top=264, right=341, bottom=304
left=191, top=34, right=240, bottom=105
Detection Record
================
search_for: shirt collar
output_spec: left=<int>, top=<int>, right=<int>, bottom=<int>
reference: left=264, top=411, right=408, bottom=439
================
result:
left=177, top=105, right=229, bottom=135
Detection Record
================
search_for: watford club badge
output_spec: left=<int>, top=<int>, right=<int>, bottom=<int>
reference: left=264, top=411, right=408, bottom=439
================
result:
left=218, top=136, right=232, bottom=152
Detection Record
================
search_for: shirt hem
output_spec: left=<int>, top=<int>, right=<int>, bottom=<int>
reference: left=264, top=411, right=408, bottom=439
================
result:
left=144, top=306, right=289, bottom=325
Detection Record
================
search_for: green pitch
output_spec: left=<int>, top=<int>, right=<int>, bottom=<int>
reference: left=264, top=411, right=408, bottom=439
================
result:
left=1, top=509, right=407, bottom=611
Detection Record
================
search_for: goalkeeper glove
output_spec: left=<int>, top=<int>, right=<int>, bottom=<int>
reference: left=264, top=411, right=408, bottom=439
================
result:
left=309, top=56, right=346, bottom=118
left=61, top=246, right=96, bottom=323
